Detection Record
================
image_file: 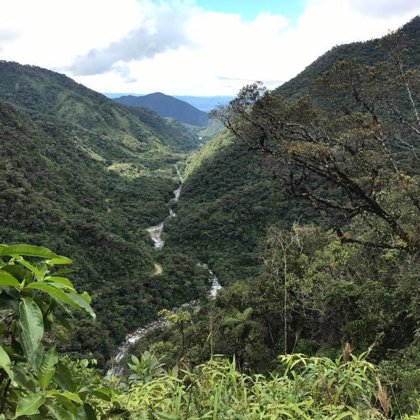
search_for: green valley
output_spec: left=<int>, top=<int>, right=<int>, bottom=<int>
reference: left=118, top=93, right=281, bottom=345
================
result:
left=0, top=14, right=419, bottom=419
left=0, top=61, right=209, bottom=364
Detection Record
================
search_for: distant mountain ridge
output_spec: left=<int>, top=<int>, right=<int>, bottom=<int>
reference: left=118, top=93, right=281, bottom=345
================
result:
left=275, top=15, right=420, bottom=100
left=104, top=93, right=233, bottom=112
left=0, top=61, right=201, bottom=152
left=114, top=92, right=209, bottom=126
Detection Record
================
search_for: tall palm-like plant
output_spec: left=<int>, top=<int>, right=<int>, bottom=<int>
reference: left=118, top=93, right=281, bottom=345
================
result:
left=222, top=307, right=258, bottom=370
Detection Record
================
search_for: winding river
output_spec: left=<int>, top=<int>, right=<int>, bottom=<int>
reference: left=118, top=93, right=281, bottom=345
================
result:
left=108, top=164, right=222, bottom=376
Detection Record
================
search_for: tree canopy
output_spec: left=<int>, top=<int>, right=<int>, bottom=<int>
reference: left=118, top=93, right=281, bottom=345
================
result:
left=212, top=41, right=420, bottom=252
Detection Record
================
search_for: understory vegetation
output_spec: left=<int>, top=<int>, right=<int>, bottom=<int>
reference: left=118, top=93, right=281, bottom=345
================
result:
left=1, top=245, right=417, bottom=418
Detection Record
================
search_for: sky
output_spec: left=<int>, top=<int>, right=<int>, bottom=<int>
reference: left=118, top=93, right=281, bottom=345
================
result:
left=1, top=0, right=420, bottom=96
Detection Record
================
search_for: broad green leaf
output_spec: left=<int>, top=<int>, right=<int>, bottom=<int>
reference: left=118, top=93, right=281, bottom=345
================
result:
left=0, top=345, right=14, bottom=381
left=83, top=403, right=97, bottom=420
left=67, top=292, right=96, bottom=319
left=54, top=363, right=76, bottom=392
left=46, top=403, right=78, bottom=420
left=46, top=256, right=72, bottom=266
left=53, top=395, right=79, bottom=414
left=14, top=366, right=37, bottom=393
left=91, top=388, right=113, bottom=402
left=1, top=264, right=27, bottom=282
left=1, top=244, right=58, bottom=258
left=16, top=257, right=45, bottom=281
left=37, top=262, right=49, bottom=280
left=26, top=283, right=79, bottom=308
left=78, top=291, right=92, bottom=304
left=0, top=271, right=20, bottom=288
left=18, top=297, right=44, bottom=368
left=79, top=386, right=113, bottom=402
left=47, top=390, right=82, bottom=404
left=14, top=394, right=45, bottom=418
left=44, top=276, right=76, bottom=291
left=39, top=347, right=58, bottom=389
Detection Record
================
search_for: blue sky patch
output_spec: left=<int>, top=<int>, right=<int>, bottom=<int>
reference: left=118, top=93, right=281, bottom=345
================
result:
left=195, top=0, right=306, bottom=22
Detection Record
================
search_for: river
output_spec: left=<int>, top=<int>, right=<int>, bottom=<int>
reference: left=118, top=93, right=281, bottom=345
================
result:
left=107, top=164, right=222, bottom=376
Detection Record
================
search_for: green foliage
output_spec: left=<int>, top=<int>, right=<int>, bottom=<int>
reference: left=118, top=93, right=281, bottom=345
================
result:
left=213, top=73, right=420, bottom=250
left=0, top=244, right=109, bottom=419
left=165, top=131, right=319, bottom=284
left=0, top=17, right=419, bottom=419
left=128, top=351, right=166, bottom=384
left=122, top=354, right=387, bottom=418
left=279, top=350, right=378, bottom=408
left=165, top=17, right=420, bottom=291
left=379, top=334, right=420, bottom=415
left=143, top=221, right=419, bottom=414
left=0, top=60, right=215, bottom=362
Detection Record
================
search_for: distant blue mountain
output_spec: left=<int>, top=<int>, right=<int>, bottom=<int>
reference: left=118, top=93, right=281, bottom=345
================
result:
left=104, top=93, right=233, bottom=112
left=113, top=92, right=209, bottom=126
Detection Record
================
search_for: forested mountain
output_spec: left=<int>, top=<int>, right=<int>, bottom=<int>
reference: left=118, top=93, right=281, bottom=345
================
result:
left=0, top=16, right=419, bottom=419
left=0, top=61, right=202, bottom=153
left=0, top=61, right=209, bottom=363
left=167, top=16, right=420, bottom=284
left=114, top=92, right=209, bottom=126
left=164, top=132, right=319, bottom=283
left=276, top=15, right=420, bottom=100
left=131, top=18, right=420, bottom=416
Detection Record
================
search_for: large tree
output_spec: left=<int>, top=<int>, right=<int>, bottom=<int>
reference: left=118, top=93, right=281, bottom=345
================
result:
left=212, top=35, right=420, bottom=252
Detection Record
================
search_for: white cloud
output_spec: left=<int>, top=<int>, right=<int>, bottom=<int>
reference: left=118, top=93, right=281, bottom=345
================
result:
left=0, top=28, right=19, bottom=52
left=68, top=1, right=194, bottom=76
left=1, top=0, right=419, bottom=95
left=0, top=0, right=142, bottom=68
left=349, top=0, right=420, bottom=18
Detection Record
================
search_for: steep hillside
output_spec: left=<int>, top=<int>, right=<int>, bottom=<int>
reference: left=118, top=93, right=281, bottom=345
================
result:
left=0, top=61, right=200, bottom=153
left=1, top=16, right=419, bottom=416
left=0, top=62, right=209, bottom=364
left=138, top=19, right=420, bottom=406
left=114, top=92, right=209, bottom=126
left=164, top=132, right=319, bottom=283
left=165, top=16, right=420, bottom=285
left=276, top=15, right=420, bottom=100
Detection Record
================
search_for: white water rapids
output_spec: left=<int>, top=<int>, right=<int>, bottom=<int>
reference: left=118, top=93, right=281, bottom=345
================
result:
left=107, top=164, right=222, bottom=376
left=145, top=164, right=182, bottom=250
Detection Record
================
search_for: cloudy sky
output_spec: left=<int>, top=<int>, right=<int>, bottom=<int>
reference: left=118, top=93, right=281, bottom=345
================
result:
left=1, top=0, right=419, bottom=96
